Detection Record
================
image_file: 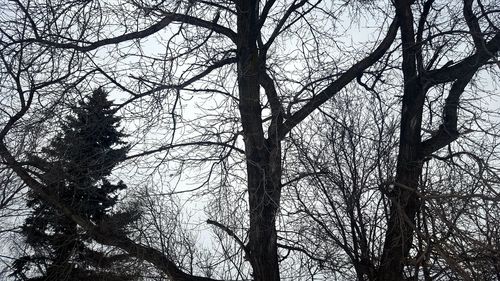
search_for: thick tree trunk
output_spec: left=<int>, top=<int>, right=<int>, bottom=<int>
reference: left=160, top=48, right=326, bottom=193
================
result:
left=236, top=1, right=281, bottom=281
left=246, top=143, right=281, bottom=281
left=377, top=161, right=422, bottom=280
left=377, top=85, right=425, bottom=280
left=377, top=2, right=425, bottom=278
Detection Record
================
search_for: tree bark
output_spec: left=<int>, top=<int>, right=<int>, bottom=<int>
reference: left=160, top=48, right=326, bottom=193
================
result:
left=377, top=1, right=425, bottom=279
left=237, top=1, right=281, bottom=280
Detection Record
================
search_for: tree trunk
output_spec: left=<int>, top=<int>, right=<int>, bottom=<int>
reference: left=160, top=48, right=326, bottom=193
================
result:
left=377, top=1, right=425, bottom=277
left=377, top=80, right=425, bottom=279
left=237, top=1, right=281, bottom=281
left=377, top=161, right=423, bottom=280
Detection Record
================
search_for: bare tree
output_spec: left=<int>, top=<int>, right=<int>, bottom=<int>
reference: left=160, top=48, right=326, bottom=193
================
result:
left=280, top=90, right=399, bottom=280
left=0, top=0, right=499, bottom=281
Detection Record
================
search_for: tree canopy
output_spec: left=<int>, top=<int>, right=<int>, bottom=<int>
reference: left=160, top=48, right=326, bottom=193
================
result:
left=0, top=0, right=499, bottom=280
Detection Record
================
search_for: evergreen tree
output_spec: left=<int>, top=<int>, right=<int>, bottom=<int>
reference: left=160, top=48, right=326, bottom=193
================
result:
left=13, top=89, right=137, bottom=281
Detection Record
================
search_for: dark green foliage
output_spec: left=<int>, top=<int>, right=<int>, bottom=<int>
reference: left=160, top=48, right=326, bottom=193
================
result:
left=12, top=89, right=137, bottom=281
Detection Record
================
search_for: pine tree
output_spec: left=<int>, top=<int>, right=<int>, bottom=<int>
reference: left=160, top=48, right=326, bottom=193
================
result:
left=13, top=89, right=138, bottom=281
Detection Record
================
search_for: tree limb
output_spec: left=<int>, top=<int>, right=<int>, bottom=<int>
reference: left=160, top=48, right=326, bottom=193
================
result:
left=14, top=13, right=237, bottom=51
left=425, top=33, right=500, bottom=84
left=206, top=219, right=251, bottom=259
left=278, top=17, right=399, bottom=139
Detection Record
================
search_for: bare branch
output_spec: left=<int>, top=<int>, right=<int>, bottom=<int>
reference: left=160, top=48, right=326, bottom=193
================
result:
left=0, top=142, right=220, bottom=281
left=279, top=17, right=399, bottom=139
left=14, top=13, right=236, bottom=52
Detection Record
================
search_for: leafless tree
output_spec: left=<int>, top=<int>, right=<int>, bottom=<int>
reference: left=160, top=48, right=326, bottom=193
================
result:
left=0, top=0, right=499, bottom=280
